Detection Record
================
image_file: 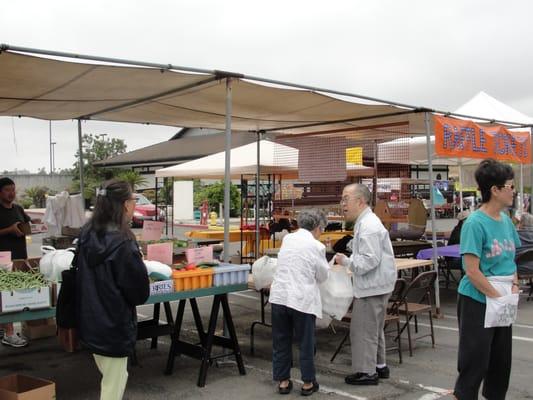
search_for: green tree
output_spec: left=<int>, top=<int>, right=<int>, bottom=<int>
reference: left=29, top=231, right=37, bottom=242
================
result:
left=116, top=170, right=148, bottom=191
left=71, top=133, right=127, bottom=199
left=24, top=186, right=48, bottom=208
left=194, top=181, right=240, bottom=216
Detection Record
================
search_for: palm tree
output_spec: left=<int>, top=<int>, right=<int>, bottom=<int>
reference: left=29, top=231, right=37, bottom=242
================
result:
left=116, top=170, right=148, bottom=191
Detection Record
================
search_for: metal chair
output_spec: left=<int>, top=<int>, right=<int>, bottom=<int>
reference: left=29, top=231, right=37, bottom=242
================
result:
left=394, top=270, right=437, bottom=356
left=330, top=279, right=406, bottom=363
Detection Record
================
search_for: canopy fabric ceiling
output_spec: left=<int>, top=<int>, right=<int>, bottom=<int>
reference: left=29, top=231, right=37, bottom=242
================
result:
left=156, top=140, right=375, bottom=179
left=0, top=50, right=428, bottom=138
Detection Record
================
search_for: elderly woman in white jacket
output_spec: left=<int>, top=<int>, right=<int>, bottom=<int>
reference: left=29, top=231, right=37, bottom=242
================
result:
left=269, top=208, right=330, bottom=396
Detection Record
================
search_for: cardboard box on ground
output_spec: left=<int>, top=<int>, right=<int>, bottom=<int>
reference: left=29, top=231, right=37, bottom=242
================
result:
left=21, top=319, right=56, bottom=340
left=0, top=374, right=55, bottom=400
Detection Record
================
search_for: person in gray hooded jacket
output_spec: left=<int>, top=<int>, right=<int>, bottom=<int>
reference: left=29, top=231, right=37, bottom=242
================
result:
left=335, top=184, right=396, bottom=386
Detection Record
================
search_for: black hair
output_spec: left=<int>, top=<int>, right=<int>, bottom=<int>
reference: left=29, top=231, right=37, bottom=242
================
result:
left=88, top=180, right=135, bottom=239
left=0, top=177, right=15, bottom=191
left=475, top=159, right=514, bottom=203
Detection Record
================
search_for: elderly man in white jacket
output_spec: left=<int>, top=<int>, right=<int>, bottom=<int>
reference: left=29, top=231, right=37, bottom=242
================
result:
left=269, top=208, right=330, bottom=396
left=335, top=184, right=397, bottom=386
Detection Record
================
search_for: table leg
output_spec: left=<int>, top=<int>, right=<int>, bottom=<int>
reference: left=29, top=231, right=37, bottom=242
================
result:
left=189, top=298, right=206, bottom=346
left=220, top=294, right=246, bottom=375
left=165, top=299, right=186, bottom=375
left=197, top=295, right=221, bottom=387
left=151, top=302, right=161, bottom=349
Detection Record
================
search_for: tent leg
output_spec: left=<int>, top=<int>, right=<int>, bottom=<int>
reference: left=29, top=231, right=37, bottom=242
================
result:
left=77, top=119, right=85, bottom=203
left=223, top=78, right=232, bottom=263
left=255, top=132, right=262, bottom=260
left=425, top=112, right=442, bottom=317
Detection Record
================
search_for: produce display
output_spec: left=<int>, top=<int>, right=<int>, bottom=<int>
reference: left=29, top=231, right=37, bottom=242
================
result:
left=173, top=261, right=219, bottom=272
left=0, top=270, right=48, bottom=291
left=140, top=239, right=188, bottom=249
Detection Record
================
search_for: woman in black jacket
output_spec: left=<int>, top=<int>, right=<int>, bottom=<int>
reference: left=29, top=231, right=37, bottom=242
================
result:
left=76, top=180, right=149, bottom=400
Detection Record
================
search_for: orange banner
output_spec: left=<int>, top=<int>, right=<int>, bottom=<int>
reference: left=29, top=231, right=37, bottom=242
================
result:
left=434, top=115, right=531, bottom=164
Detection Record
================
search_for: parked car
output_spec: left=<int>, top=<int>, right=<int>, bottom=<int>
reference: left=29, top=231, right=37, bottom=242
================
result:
left=132, top=193, right=165, bottom=227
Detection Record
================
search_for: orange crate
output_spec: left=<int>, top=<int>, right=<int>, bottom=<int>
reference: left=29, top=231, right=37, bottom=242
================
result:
left=172, top=268, right=214, bottom=292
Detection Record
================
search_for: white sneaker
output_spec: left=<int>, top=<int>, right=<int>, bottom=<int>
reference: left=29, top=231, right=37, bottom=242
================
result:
left=2, top=333, right=28, bottom=348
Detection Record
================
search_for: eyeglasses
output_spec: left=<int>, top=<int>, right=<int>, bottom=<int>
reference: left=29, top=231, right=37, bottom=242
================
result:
left=340, top=196, right=354, bottom=204
left=497, top=184, right=515, bottom=191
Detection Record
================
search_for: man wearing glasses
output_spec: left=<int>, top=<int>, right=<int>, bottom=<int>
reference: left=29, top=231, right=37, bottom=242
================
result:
left=335, top=184, right=396, bottom=386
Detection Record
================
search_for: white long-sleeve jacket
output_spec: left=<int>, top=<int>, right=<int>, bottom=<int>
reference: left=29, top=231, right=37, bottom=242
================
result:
left=342, top=207, right=397, bottom=298
left=269, top=228, right=330, bottom=318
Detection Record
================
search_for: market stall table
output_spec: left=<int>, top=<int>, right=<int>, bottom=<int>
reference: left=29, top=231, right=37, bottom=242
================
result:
left=416, top=244, right=460, bottom=260
left=0, top=284, right=248, bottom=388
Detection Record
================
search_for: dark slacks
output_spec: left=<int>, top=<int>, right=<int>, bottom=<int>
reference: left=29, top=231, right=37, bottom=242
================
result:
left=454, top=294, right=512, bottom=400
left=271, top=303, right=316, bottom=383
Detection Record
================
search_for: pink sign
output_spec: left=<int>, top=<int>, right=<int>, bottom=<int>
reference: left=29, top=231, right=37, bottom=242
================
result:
left=0, top=252, right=11, bottom=265
left=186, top=246, right=213, bottom=264
left=142, top=221, right=164, bottom=241
left=146, top=243, right=173, bottom=265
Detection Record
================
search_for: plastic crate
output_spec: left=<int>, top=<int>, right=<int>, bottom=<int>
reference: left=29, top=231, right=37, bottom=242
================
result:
left=172, top=268, right=214, bottom=292
left=212, top=264, right=251, bottom=287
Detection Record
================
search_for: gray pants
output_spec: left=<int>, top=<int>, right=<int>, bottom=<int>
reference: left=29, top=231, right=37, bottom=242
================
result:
left=350, top=293, right=390, bottom=374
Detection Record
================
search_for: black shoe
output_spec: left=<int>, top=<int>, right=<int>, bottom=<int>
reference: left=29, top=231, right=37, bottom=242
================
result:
left=301, top=381, right=319, bottom=396
left=278, top=380, right=293, bottom=395
left=376, top=366, right=390, bottom=379
left=345, top=372, right=379, bottom=385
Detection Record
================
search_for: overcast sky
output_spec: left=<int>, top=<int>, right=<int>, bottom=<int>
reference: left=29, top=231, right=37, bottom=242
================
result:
left=1, top=0, right=533, bottom=172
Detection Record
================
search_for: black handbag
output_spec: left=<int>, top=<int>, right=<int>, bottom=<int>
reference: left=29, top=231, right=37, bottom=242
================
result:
left=56, top=251, right=78, bottom=329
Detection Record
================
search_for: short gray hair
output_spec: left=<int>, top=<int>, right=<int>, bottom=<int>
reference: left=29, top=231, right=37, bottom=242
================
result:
left=297, top=208, right=328, bottom=232
left=345, top=183, right=372, bottom=205
left=520, top=213, right=533, bottom=229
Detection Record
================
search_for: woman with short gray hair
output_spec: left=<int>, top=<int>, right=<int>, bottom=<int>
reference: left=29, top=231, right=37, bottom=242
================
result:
left=269, top=208, right=330, bottom=396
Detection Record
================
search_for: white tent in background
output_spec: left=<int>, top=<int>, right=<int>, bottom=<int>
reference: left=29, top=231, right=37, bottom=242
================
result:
left=156, top=140, right=375, bottom=179
left=455, top=91, right=533, bottom=211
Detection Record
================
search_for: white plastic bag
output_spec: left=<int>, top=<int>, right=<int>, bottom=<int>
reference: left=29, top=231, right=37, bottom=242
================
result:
left=485, top=294, right=519, bottom=328
left=40, top=245, right=75, bottom=282
left=484, top=275, right=519, bottom=328
left=252, top=255, right=277, bottom=290
left=315, top=315, right=332, bottom=330
left=319, top=266, right=353, bottom=320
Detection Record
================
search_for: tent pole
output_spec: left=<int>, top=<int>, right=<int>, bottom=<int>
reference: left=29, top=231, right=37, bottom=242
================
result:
left=77, top=119, right=85, bottom=201
left=255, top=132, right=262, bottom=261
left=223, top=78, right=232, bottom=263
left=425, top=112, right=441, bottom=316
left=459, top=160, right=463, bottom=212
left=520, top=163, right=524, bottom=216
left=373, top=141, right=378, bottom=207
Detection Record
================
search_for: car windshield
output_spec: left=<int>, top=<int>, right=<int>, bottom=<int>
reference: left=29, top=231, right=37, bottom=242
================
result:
left=135, top=194, right=152, bottom=205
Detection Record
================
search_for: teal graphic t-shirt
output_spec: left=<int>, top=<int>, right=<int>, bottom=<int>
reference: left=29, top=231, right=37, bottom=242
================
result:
left=458, top=210, right=520, bottom=304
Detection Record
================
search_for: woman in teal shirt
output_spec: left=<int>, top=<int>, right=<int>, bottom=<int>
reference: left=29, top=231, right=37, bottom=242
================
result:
left=454, top=159, right=520, bottom=400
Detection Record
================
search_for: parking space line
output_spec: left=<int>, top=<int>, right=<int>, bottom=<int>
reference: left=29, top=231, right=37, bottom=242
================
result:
left=416, top=322, right=533, bottom=342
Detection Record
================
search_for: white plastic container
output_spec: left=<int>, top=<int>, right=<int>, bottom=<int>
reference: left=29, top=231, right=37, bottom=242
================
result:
left=213, top=264, right=251, bottom=287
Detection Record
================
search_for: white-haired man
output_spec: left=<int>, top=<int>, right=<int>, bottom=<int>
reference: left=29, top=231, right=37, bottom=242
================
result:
left=335, top=184, right=396, bottom=385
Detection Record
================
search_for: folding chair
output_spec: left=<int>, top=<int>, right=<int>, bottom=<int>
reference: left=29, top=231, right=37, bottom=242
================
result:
left=515, top=249, right=533, bottom=301
left=330, top=279, right=406, bottom=363
left=394, top=270, right=437, bottom=356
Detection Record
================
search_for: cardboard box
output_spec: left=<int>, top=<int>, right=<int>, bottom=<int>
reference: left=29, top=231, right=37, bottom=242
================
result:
left=21, top=319, right=56, bottom=340
left=57, top=327, right=79, bottom=353
left=0, top=287, right=51, bottom=314
left=60, top=226, right=80, bottom=238
left=0, top=374, right=55, bottom=400
left=11, top=258, right=40, bottom=273
left=149, top=280, right=174, bottom=296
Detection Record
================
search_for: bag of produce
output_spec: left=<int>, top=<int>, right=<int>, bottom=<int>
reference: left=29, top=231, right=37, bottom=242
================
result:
left=251, top=255, right=277, bottom=290
left=39, top=246, right=75, bottom=282
left=319, top=266, right=353, bottom=320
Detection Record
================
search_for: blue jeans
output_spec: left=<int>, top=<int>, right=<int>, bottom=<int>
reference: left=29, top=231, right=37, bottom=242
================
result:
left=271, top=303, right=316, bottom=383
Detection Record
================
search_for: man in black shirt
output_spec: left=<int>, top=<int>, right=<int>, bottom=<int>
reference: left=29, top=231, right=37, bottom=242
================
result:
left=0, top=178, right=32, bottom=259
left=0, top=177, right=34, bottom=348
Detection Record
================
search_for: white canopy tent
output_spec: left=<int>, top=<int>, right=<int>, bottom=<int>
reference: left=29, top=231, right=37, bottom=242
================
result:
left=156, top=140, right=375, bottom=179
left=455, top=92, right=533, bottom=211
